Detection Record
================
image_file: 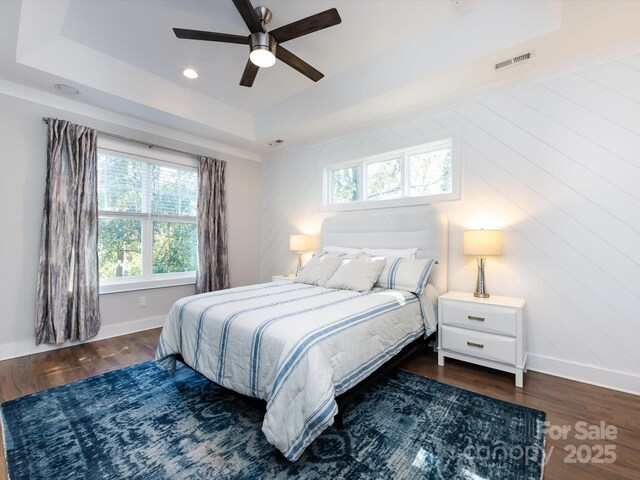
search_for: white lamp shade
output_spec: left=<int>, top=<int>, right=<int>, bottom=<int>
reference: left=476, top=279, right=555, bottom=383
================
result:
left=463, top=230, right=502, bottom=256
left=289, top=234, right=313, bottom=252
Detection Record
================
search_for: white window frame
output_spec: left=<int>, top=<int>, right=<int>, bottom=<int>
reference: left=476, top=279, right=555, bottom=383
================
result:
left=97, top=138, right=199, bottom=294
left=321, top=131, right=461, bottom=212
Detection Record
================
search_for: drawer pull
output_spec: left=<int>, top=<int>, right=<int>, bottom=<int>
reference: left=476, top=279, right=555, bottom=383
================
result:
left=468, top=315, right=485, bottom=321
left=467, top=341, right=484, bottom=348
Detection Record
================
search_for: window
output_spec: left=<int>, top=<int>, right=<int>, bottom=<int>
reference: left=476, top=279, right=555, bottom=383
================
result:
left=332, top=166, right=360, bottom=203
left=366, top=157, right=402, bottom=201
left=97, top=142, right=198, bottom=293
left=323, top=136, right=459, bottom=210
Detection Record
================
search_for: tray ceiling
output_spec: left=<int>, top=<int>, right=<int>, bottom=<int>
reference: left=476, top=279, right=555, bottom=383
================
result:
left=1, top=0, right=640, bottom=156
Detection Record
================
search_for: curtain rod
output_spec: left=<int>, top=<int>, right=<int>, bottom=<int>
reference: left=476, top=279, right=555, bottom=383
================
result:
left=41, top=117, right=199, bottom=159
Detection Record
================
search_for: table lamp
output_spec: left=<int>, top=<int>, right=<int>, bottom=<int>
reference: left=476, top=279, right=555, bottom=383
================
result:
left=289, top=234, right=313, bottom=275
left=463, top=229, right=502, bottom=298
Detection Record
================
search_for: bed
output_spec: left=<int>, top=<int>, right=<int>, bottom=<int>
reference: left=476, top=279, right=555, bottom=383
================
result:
left=156, top=206, right=448, bottom=461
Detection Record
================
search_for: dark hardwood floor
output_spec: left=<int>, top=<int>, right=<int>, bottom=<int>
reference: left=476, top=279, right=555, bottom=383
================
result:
left=1, top=328, right=638, bottom=479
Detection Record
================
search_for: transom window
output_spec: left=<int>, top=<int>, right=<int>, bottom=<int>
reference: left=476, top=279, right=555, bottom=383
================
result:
left=97, top=141, right=198, bottom=293
left=323, top=136, right=459, bottom=210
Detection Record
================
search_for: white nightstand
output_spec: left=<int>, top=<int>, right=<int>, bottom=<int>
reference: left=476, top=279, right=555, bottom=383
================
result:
left=272, top=274, right=295, bottom=281
left=437, top=291, right=527, bottom=387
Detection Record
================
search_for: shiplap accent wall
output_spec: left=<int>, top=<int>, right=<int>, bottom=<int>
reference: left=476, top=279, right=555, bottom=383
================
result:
left=260, top=54, right=640, bottom=395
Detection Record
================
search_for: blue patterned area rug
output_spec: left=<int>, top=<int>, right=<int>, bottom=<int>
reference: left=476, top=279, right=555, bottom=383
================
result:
left=1, top=361, right=545, bottom=479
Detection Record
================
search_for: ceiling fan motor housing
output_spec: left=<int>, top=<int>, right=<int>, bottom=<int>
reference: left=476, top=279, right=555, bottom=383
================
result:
left=250, top=32, right=276, bottom=53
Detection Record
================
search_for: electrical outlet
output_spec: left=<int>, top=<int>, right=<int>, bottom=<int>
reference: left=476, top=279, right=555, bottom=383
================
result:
left=138, top=296, right=147, bottom=308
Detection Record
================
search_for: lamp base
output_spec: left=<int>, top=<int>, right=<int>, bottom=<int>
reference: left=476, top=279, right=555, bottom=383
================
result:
left=295, top=251, right=302, bottom=276
left=474, top=257, right=490, bottom=298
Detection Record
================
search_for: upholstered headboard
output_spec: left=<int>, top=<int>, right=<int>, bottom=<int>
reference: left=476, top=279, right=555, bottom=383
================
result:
left=320, top=206, right=448, bottom=295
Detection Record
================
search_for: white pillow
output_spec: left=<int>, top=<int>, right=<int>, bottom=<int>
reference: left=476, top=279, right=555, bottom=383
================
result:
left=375, top=257, right=436, bottom=294
left=362, top=247, right=417, bottom=259
left=323, top=245, right=362, bottom=255
left=294, top=253, right=343, bottom=286
left=325, top=257, right=386, bottom=292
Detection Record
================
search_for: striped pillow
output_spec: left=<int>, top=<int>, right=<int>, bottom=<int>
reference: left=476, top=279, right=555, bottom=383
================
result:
left=374, top=256, right=436, bottom=294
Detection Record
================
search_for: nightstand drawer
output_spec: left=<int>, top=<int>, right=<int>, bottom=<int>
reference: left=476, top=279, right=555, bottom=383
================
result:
left=441, top=301, right=517, bottom=337
left=441, top=326, right=516, bottom=365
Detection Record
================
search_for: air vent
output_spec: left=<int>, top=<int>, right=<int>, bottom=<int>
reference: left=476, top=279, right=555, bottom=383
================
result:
left=268, top=139, right=285, bottom=148
left=495, top=51, right=533, bottom=71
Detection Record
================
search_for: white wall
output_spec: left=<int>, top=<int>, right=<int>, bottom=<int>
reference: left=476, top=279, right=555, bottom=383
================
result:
left=261, top=53, right=640, bottom=395
left=0, top=92, right=261, bottom=360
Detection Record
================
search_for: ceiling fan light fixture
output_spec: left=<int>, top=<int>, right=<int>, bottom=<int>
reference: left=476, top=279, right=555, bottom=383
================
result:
left=249, top=32, right=276, bottom=68
left=250, top=47, right=276, bottom=68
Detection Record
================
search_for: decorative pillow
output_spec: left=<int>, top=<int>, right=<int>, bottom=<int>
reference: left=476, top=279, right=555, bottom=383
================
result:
left=325, top=256, right=386, bottom=292
left=374, top=256, right=436, bottom=294
left=323, top=245, right=362, bottom=255
left=362, top=247, right=417, bottom=259
left=294, top=253, right=343, bottom=286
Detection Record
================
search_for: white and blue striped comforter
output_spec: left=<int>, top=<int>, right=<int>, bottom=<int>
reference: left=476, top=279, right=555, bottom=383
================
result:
left=156, top=281, right=437, bottom=461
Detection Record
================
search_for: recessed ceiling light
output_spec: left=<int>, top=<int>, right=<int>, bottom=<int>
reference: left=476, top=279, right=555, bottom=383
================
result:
left=183, top=68, right=199, bottom=79
left=54, top=84, right=79, bottom=95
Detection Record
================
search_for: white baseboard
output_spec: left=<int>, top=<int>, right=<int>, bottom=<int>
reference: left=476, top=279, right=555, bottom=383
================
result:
left=0, top=315, right=166, bottom=362
left=527, top=353, right=640, bottom=396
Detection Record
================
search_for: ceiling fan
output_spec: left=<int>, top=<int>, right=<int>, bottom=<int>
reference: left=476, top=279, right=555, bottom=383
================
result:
left=173, top=0, right=342, bottom=87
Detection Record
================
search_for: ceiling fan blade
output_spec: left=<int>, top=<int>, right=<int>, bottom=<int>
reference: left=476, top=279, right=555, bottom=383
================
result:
left=173, top=28, right=249, bottom=45
left=232, top=0, right=264, bottom=33
left=270, top=8, right=341, bottom=44
left=240, top=59, right=259, bottom=87
left=276, top=46, right=324, bottom=82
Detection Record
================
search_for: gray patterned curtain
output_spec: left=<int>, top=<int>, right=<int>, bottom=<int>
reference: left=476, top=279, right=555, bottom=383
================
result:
left=196, top=156, right=230, bottom=294
left=35, top=118, right=100, bottom=344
